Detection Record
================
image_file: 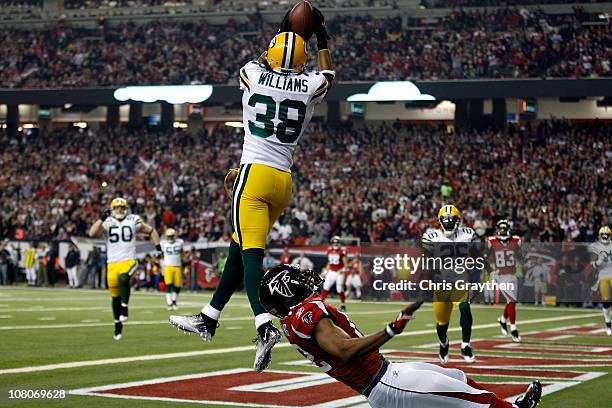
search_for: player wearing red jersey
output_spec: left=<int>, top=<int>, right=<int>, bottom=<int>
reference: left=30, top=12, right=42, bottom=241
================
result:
left=258, top=264, right=541, bottom=408
left=487, top=220, right=523, bottom=342
left=321, top=236, right=348, bottom=311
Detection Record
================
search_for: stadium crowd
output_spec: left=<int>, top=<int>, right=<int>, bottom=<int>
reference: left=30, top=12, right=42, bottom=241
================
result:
left=0, top=119, right=609, bottom=246
left=1, top=7, right=611, bottom=88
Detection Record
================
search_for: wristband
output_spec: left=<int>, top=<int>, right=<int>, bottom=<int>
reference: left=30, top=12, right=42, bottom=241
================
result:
left=385, top=324, right=396, bottom=338
left=156, top=244, right=162, bottom=252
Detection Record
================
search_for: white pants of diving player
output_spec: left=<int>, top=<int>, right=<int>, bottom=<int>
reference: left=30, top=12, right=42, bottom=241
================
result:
left=323, top=270, right=345, bottom=293
left=368, top=362, right=502, bottom=408
left=25, top=267, right=37, bottom=285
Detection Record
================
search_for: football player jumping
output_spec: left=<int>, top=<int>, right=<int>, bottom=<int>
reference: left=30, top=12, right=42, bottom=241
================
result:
left=321, top=236, right=349, bottom=311
left=590, top=226, right=612, bottom=336
left=488, top=220, right=523, bottom=342
left=259, top=264, right=542, bottom=408
left=168, top=8, right=335, bottom=372
left=161, top=228, right=184, bottom=310
left=89, top=197, right=160, bottom=340
left=422, top=205, right=478, bottom=363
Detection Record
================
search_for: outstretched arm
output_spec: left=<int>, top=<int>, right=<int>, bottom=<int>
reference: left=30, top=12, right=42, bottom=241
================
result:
left=313, top=302, right=422, bottom=362
left=89, top=209, right=111, bottom=238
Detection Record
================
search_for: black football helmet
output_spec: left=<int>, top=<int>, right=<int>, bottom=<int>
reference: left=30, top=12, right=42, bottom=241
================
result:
left=496, top=219, right=511, bottom=241
left=259, top=264, right=323, bottom=318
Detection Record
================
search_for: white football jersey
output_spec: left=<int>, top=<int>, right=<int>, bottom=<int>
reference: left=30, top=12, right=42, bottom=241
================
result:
left=239, top=61, right=332, bottom=172
left=103, top=214, right=142, bottom=263
left=421, top=227, right=478, bottom=281
left=161, top=239, right=184, bottom=267
left=589, top=241, right=612, bottom=279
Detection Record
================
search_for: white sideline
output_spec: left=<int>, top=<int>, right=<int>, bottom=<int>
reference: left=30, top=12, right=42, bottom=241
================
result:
left=0, top=312, right=600, bottom=376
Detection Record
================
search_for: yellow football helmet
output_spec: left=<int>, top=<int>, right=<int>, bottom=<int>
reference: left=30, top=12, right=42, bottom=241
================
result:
left=438, top=204, right=461, bottom=236
left=599, top=226, right=611, bottom=244
left=266, top=32, right=307, bottom=74
left=110, top=197, right=128, bottom=220
left=166, top=228, right=176, bottom=241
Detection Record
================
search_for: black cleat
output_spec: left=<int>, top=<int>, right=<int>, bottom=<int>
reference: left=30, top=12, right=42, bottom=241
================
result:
left=339, top=305, right=347, bottom=312
left=439, top=339, right=449, bottom=364
left=461, top=345, right=476, bottom=363
left=169, top=313, right=218, bottom=341
left=511, top=329, right=522, bottom=342
left=515, top=381, right=542, bottom=408
left=113, top=321, right=123, bottom=341
left=498, top=318, right=508, bottom=336
left=253, top=321, right=281, bottom=373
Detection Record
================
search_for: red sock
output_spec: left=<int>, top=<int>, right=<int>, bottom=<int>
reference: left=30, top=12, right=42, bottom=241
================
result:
left=503, top=303, right=509, bottom=319
left=467, top=377, right=488, bottom=391
left=507, top=302, right=516, bottom=324
left=321, top=289, right=329, bottom=300
left=467, top=378, right=514, bottom=408
left=339, top=292, right=346, bottom=304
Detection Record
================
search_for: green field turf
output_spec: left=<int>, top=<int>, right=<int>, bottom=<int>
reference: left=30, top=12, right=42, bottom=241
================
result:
left=0, top=286, right=610, bottom=407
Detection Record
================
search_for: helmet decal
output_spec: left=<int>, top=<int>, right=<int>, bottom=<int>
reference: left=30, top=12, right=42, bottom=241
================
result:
left=267, top=270, right=295, bottom=298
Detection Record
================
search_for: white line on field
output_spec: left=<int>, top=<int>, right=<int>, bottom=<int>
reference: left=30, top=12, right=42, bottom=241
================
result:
left=0, top=312, right=601, bottom=376
left=0, top=310, right=405, bottom=331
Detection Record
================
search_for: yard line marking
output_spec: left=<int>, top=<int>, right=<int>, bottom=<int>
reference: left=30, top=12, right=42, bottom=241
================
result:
left=0, top=310, right=405, bottom=331
left=0, top=313, right=602, bottom=376
left=37, top=317, right=56, bottom=321
left=0, top=315, right=12, bottom=318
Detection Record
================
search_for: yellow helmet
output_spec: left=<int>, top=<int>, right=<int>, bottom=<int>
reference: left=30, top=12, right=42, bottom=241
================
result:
left=438, top=204, right=461, bottom=235
left=165, top=228, right=176, bottom=239
left=266, top=32, right=308, bottom=74
left=110, top=197, right=128, bottom=220
left=599, top=226, right=611, bottom=243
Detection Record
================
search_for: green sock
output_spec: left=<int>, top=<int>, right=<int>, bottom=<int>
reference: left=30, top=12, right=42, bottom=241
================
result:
left=111, top=296, right=121, bottom=320
left=459, top=302, right=473, bottom=343
left=119, top=273, right=131, bottom=305
left=210, top=240, right=244, bottom=311
left=174, top=287, right=180, bottom=295
left=436, top=322, right=449, bottom=343
left=242, top=248, right=266, bottom=316
left=166, top=283, right=174, bottom=293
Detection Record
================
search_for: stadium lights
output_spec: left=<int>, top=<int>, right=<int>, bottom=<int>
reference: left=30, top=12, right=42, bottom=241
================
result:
left=113, top=85, right=214, bottom=104
left=225, top=122, right=244, bottom=128
left=347, top=81, right=435, bottom=102
left=22, top=123, right=37, bottom=129
left=173, top=122, right=188, bottom=128
left=73, top=122, right=87, bottom=129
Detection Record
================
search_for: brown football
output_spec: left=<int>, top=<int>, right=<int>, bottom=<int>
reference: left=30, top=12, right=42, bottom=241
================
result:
left=287, top=0, right=315, bottom=41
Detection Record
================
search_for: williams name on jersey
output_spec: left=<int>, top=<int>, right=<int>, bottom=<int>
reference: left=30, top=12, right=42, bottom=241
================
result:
left=239, top=60, right=332, bottom=172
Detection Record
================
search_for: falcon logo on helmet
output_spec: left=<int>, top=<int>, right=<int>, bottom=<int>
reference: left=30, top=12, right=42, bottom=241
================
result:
left=599, top=226, right=611, bottom=244
left=110, top=197, right=129, bottom=221
left=268, top=270, right=295, bottom=298
left=266, top=32, right=308, bottom=74
left=259, top=264, right=323, bottom=318
left=438, top=204, right=461, bottom=237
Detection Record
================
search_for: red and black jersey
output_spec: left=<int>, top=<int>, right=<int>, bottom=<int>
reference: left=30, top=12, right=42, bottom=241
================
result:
left=326, top=246, right=347, bottom=272
left=349, top=258, right=362, bottom=275
left=486, top=236, right=522, bottom=275
left=280, top=295, right=384, bottom=392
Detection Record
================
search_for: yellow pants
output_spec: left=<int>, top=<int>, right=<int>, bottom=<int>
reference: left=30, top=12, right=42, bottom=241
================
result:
left=231, top=163, right=292, bottom=249
left=164, top=265, right=182, bottom=287
left=600, top=277, right=612, bottom=301
left=433, top=289, right=469, bottom=325
left=107, top=259, right=137, bottom=297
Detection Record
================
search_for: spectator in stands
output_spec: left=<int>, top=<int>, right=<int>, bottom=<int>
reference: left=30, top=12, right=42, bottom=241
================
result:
left=292, top=251, right=314, bottom=271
